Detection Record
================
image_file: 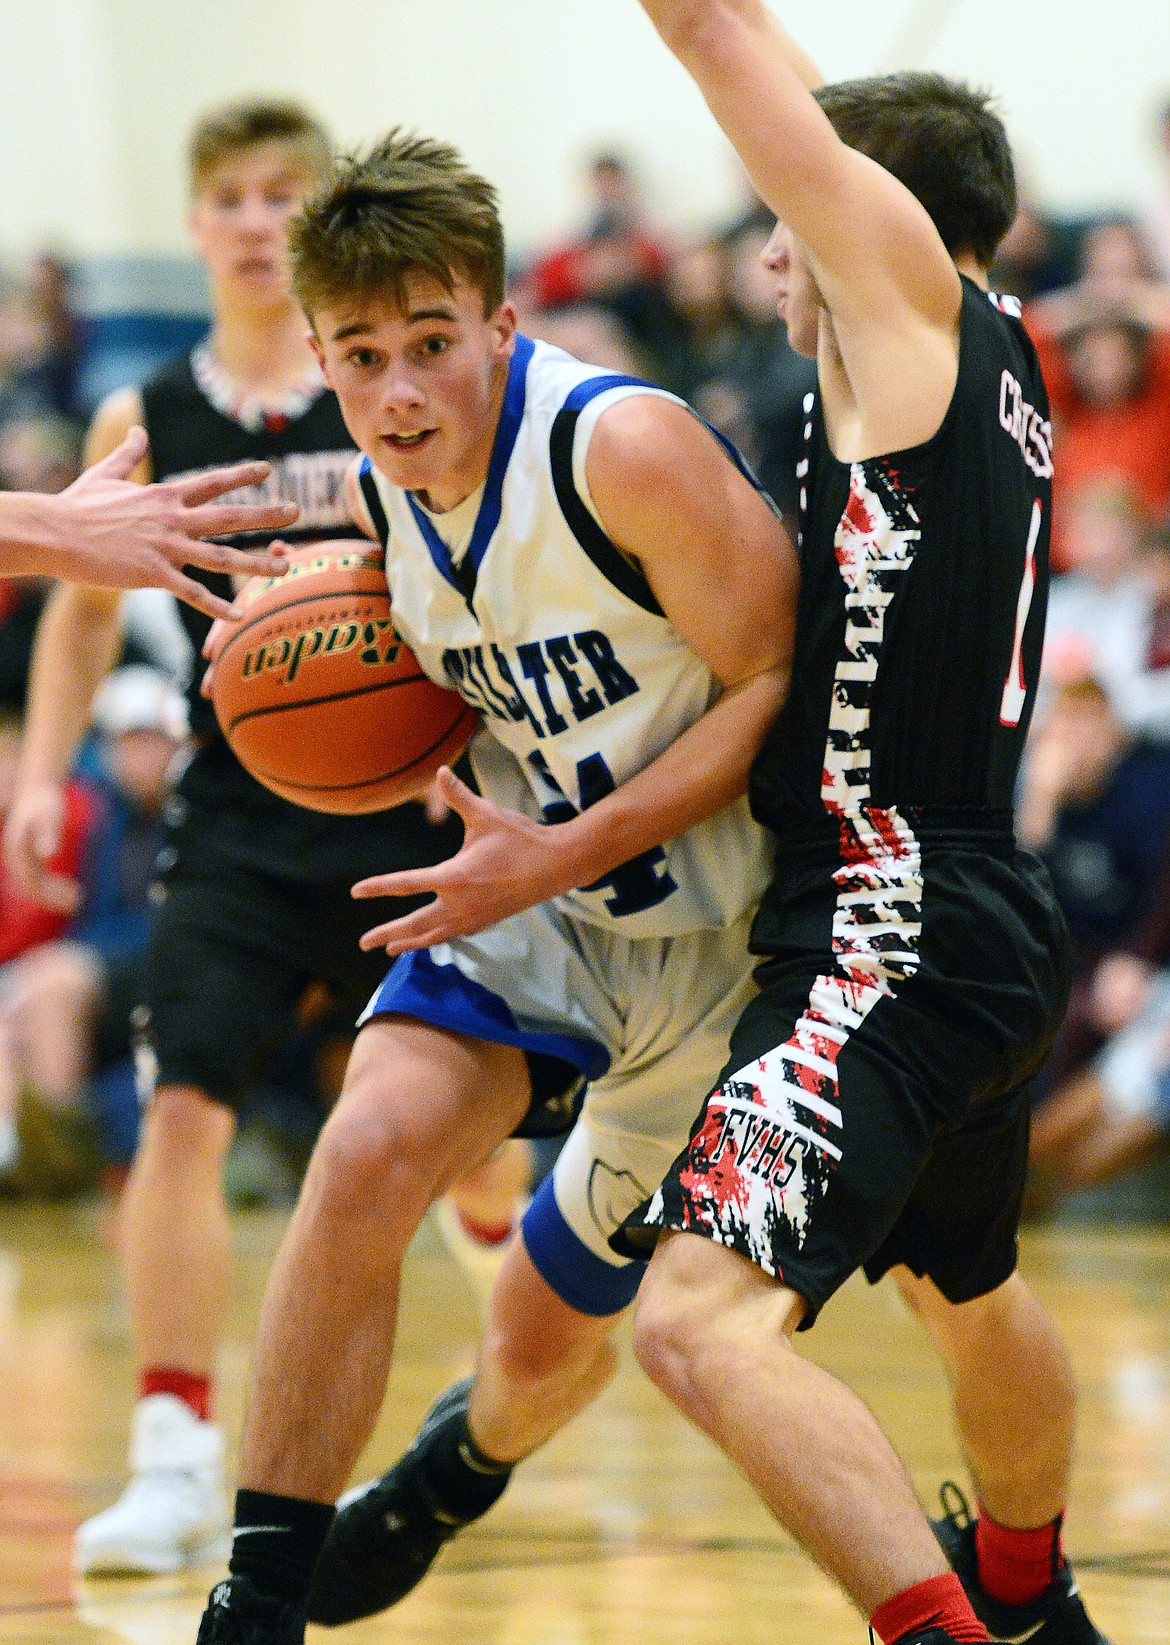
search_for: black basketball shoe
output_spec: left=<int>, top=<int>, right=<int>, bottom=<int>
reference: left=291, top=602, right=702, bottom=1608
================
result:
left=932, top=1482, right=1111, bottom=1644
left=195, top=1576, right=305, bottom=1645
left=307, top=1377, right=509, bottom=1626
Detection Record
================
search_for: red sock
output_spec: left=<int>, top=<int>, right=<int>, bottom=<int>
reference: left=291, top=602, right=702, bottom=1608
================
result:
left=871, top=1572, right=989, bottom=1644
left=456, top=1207, right=516, bottom=1245
left=975, top=1504, right=1064, bottom=1606
left=138, top=1367, right=213, bottom=1422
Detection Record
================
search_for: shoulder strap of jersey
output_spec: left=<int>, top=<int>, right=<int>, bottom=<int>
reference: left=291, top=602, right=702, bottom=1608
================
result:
left=358, top=457, right=391, bottom=548
left=549, top=374, right=665, bottom=616
left=549, top=374, right=778, bottom=616
left=139, top=349, right=199, bottom=441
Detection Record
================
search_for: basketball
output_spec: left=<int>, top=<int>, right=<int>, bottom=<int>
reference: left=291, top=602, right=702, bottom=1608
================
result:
left=208, top=540, right=477, bottom=813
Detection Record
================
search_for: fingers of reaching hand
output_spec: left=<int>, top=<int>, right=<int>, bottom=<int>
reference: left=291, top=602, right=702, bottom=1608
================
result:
left=175, top=498, right=298, bottom=542
left=359, top=901, right=446, bottom=954
left=174, top=460, right=274, bottom=506
left=165, top=572, right=242, bottom=622
left=95, top=425, right=149, bottom=480
left=175, top=531, right=289, bottom=579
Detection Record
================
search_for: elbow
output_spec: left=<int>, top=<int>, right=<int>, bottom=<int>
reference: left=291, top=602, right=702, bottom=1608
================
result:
left=761, top=658, right=792, bottom=725
left=653, top=0, right=743, bottom=60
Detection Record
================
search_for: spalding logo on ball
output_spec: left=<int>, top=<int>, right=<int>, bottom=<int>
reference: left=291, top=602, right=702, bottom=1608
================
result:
left=209, top=540, right=477, bottom=813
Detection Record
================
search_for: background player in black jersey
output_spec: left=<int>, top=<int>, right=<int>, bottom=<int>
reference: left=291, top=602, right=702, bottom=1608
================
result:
left=613, top=7, right=1110, bottom=1645
left=3, top=99, right=461, bottom=1578
left=0, top=424, right=295, bottom=607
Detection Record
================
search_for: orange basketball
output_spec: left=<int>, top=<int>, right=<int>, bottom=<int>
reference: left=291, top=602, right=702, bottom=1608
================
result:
left=209, top=540, right=477, bottom=814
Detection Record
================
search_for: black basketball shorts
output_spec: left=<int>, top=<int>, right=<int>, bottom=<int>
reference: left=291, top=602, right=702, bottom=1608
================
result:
left=619, top=842, right=1071, bottom=1324
left=136, top=812, right=397, bottom=1113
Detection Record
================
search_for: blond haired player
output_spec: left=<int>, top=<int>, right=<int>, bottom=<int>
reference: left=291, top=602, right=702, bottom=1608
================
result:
left=6, top=100, right=461, bottom=1577
left=193, top=127, right=795, bottom=1645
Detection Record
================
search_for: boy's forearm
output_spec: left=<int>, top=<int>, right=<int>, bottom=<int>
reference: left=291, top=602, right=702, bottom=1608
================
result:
left=0, top=492, right=70, bottom=578
left=639, top=0, right=824, bottom=91
left=554, top=664, right=788, bottom=888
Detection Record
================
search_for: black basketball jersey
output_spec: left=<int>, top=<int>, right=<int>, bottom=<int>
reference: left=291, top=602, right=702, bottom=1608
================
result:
left=750, top=278, right=1054, bottom=867
left=140, top=348, right=457, bottom=880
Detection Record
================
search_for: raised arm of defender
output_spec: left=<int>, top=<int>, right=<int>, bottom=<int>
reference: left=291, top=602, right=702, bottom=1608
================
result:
left=637, top=0, right=963, bottom=450
left=351, top=398, right=797, bottom=954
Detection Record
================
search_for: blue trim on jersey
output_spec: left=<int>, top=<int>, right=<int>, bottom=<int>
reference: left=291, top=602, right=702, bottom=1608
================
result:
left=405, top=334, right=537, bottom=606
left=361, top=949, right=610, bottom=1081
left=559, top=368, right=777, bottom=510
left=560, top=371, right=651, bottom=413
left=521, top=1173, right=645, bottom=1315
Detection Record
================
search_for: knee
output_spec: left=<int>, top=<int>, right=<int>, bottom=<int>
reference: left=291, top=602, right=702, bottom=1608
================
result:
left=12, top=940, right=97, bottom=995
left=631, top=1242, right=740, bottom=1427
left=141, top=1084, right=235, bottom=1170
left=890, top=1264, right=936, bottom=1325
left=36, top=942, right=102, bottom=1000
left=632, top=1237, right=803, bottom=1432
left=3, top=943, right=99, bottom=1035
left=631, top=1263, right=710, bottom=1417
left=302, top=1075, right=436, bottom=1245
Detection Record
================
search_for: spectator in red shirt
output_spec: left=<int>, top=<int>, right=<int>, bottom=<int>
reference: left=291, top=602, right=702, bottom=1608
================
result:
left=521, top=150, right=674, bottom=374
left=1026, top=218, right=1170, bottom=570
left=0, top=707, right=97, bottom=964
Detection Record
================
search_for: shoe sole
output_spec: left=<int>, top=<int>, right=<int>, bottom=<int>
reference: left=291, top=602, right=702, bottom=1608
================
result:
left=75, top=1528, right=231, bottom=1576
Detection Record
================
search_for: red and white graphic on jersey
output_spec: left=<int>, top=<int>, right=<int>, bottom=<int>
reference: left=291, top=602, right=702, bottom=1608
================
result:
left=651, top=462, right=925, bottom=1273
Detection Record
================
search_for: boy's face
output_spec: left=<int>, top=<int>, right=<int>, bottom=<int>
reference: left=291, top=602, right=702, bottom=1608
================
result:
left=761, top=220, right=821, bottom=358
left=189, top=143, right=315, bottom=304
left=310, top=271, right=516, bottom=511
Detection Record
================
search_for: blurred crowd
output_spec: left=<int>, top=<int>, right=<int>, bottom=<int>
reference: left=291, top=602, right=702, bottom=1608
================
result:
left=3, top=97, right=1170, bottom=1215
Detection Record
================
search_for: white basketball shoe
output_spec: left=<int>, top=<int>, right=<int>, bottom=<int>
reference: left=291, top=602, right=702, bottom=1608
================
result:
left=75, top=1393, right=230, bottom=1575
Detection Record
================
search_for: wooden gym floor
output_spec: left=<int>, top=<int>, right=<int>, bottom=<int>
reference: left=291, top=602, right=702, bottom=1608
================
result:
left=0, top=1202, right=1167, bottom=1644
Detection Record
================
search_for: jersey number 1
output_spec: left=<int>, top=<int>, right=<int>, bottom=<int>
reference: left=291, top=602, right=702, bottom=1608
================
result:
left=999, top=499, right=1042, bottom=729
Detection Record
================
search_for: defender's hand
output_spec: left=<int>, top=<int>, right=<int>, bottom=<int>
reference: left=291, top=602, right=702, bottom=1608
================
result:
left=52, top=427, right=297, bottom=618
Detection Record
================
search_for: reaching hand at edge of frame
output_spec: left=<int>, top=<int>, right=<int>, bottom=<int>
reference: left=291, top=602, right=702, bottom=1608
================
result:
left=637, top=0, right=824, bottom=90
left=17, top=425, right=298, bottom=619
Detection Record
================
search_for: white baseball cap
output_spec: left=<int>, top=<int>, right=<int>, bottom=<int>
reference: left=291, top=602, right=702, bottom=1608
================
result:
left=91, top=666, right=189, bottom=741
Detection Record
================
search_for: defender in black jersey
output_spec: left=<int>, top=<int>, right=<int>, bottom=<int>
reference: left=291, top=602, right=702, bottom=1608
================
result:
left=626, top=9, right=1109, bottom=1645
left=5, top=103, right=460, bottom=1582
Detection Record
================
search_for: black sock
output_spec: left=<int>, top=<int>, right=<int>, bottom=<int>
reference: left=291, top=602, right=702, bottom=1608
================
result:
left=416, top=1394, right=513, bottom=1523
left=228, top=1489, right=335, bottom=1609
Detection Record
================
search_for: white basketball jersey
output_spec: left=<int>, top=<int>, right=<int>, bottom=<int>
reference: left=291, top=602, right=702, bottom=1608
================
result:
left=359, top=335, right=773, bottom=938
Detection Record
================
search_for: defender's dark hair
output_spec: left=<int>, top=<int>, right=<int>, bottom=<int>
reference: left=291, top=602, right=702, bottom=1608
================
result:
left=289, top=128, right=506, bottom=319
left=814, top=72, right=1017, bottom=267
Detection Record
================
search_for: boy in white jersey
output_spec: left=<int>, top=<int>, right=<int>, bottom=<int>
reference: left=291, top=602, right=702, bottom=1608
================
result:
left=196, top=129, right=796, bottom=1645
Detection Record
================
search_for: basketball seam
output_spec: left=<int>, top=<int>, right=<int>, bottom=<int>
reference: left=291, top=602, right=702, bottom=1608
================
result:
left=215, top=577, right=387, bottom=655
left=225, top=672, right=432, bottom=730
